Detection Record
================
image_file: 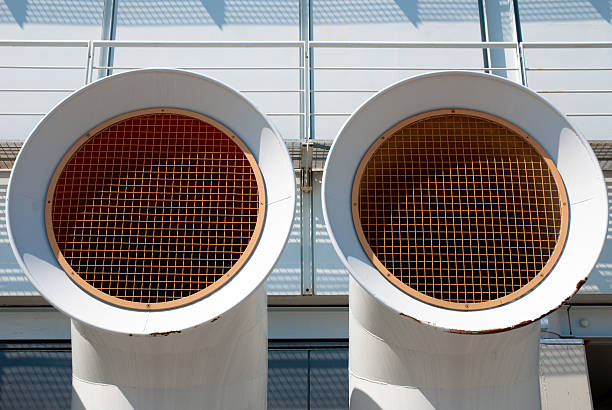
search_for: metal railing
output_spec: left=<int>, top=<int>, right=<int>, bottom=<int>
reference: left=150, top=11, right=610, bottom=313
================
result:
left=0, top=40, right=90, bottom=118
left=1, top=39, right=611, bottom=297
left=308, top=41, right=520, bottom=119
left=520, top=42, right=612, bottom=119
left=1, top=39, right=610, bottom=136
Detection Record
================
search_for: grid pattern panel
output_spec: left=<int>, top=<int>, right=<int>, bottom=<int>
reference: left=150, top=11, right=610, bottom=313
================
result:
left=357, top=113, right=565, bottom=306
left=49, top=112, right=262, bottom=307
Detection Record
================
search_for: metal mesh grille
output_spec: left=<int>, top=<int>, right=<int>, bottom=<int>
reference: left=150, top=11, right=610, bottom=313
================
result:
left=354, top=111, right=567, bottom=309
left=47, top=110, right=264, bottom=309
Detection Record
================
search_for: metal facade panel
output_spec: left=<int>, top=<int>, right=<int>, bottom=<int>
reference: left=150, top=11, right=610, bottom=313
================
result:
left=540, top=341, right=593, bottom=410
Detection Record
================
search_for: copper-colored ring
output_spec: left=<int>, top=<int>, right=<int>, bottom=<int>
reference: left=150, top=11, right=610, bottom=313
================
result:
left=352, top=109, right=569, bottom=311
left=45, top=108, right=266, bottom=310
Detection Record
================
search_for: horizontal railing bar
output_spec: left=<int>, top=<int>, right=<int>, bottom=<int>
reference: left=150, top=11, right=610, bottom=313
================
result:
left=537, top=90, right=612, bottom=94
left=0, top=40, right=89, bottom=47
left=0, top=113, right=45, bottom=116
left=93, top=65, right=302, bottom=70
left=526, top=67, right=612, bottom=71
left=5, top=112, right=609, bottom=118
left=241, top=90, right=303, bottom=93
left=93, top=40, right=304, bottom=48
left=0, top=87, right=301, bottom=93
left=311, top=113, right=352, bottom=116
left=0, top=89, right=75, bottom=92
left=312, top=89, right=379, bottom=93
left=566, top=113, right=612, bottom=117
left=309, top=41, right=516, bottom=49
left=266, top=113, right=304, bottom=116
left=10, top=40, right=608, bottom=49
left=0, top=40, right=608, bottom=49
left=0, top=65, right=84, bottom=70
left=313, top=66, right=518, bottom=71
left=522, top=41, right=612, bottom=48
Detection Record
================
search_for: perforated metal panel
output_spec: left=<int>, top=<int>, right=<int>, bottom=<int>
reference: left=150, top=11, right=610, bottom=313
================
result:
left=46, top=109, right=265, bottom=310
left=352, top=109, right=569, bottom=310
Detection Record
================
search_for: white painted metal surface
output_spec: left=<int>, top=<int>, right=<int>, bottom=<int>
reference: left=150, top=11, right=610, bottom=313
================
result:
left=71, top=285, right=267, bottom=410
left=539, top=339, right=593, bottom=410
left=268, top=306, right=348, bottom=339
left=349, top=279, right=541, bottom=410
left=322, top=71, right=607, bottom=333
left=567, top=306, right=612, bottom=339
left=0, top=305, right=348, bottom=341
left=6, top=69, right=295, bottom=409
left=0, top=307, right=70, bottom=339
left=322, top=71, right=607, bottom=409
left=7, top=68, right=295, bottom=335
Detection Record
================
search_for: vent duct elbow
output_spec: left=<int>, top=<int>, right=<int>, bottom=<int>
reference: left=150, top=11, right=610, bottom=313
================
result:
left=322, top=72, right=607, bottom=409
left=7, top=69, right=295, bottom=409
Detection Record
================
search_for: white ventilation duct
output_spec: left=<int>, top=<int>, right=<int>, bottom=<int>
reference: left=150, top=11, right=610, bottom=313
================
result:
left=322, top=72, right=607, bottom=409
left=7, top=69, right=295, bottom=410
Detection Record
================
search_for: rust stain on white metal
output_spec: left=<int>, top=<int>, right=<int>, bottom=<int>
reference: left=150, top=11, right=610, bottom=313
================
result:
left=149, top=330, right=182, bottom=337
left=398, top=275, right=588, bottom=335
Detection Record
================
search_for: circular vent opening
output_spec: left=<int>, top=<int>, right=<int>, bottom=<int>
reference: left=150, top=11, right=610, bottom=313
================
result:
left=352, top=109, right=568, bottom=310
left=46, top=108, right=265, bottom=310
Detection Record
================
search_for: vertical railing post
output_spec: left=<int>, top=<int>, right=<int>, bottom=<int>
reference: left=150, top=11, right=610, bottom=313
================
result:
left=85, top=40, right=93, bottom=84
left=519, top=43, right=528, bottom=87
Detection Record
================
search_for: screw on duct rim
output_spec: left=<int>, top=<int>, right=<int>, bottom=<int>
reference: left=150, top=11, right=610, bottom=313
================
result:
left=322, top=71, right=607, bottom=333
left=7, top=69, right=296, bottom=335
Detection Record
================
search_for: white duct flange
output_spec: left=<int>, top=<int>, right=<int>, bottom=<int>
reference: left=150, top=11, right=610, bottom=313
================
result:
left=7, top=68, right=295, bottom=336
left=322, top=71, right=607, bottom=333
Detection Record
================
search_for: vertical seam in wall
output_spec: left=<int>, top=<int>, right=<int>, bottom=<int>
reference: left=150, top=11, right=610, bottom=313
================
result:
left=299, top=0, right=315, bottom=296
left=567, top=305, right=574, bottom=336
left=307, top=0, right=315, bottom=295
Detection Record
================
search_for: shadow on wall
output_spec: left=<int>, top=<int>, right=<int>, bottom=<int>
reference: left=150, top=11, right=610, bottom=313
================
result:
left=2, top=0, right=609, bottom=28
left=267, top=181, right=301, bottom=295
left=579, top=177, right=612, bottom=297
left=0, top=349, right=72, bottom=409
left=540, top=344, right=589, bottom=377
left=350, top=389, right=384, bottom=410
left=4, top=0, right=25, bottom=27
left=202, top=0, right=225, bottom=28
left=313, top=0, right=478, bottom=26
left=1, top=0, right=103, bottom=25
left=518, top=0, right=611, bottom=23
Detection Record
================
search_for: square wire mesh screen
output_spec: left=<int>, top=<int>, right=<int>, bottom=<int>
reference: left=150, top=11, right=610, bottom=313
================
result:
left=354, top=111, right=567, bottom=309
left=47, top=110, right=264, bottom=309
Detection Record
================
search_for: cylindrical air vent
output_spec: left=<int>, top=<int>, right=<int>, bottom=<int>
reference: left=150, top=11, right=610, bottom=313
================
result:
left=322, top=72, right=607, bottom=409
left=7, top=69, right=295, bottom=409
left=46, top=109, right=265, bottom=310
left=324, top=71, right=606, bottom=332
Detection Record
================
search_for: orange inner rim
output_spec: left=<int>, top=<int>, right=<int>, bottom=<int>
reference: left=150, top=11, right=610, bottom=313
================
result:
left=46, top=109, right=265, bottom=310
left=352, top=109, right=568, bottom=310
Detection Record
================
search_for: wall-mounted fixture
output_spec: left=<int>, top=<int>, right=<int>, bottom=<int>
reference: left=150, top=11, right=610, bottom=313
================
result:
left=7, top=69, right=295, bottom=410
left=322, top=71, right=607, bottom=410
